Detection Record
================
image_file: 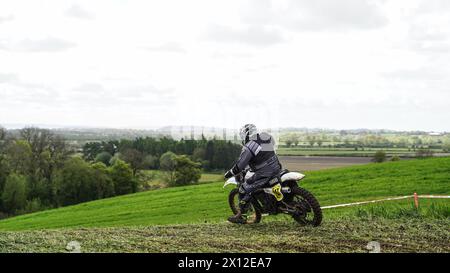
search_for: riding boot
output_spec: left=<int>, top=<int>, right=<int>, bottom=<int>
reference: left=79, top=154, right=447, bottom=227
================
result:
left=228, top=200, right=249, bottom=224
left=227, top=211, right=246, bottom=224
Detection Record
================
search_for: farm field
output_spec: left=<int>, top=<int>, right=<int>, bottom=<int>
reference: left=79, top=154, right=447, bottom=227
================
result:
left=140, top=170, right=223, bottom=190
left=276, top=147, right=449, bottom=157
left=279, top=156, right=372, bottom=171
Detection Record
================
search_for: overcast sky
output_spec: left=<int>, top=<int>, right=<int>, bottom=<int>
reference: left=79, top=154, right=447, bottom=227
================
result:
left=0, top=0, right=449, bottom=131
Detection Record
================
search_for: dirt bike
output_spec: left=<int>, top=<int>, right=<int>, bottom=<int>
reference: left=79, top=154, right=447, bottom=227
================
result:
left=223, top=168, right=322, bottom=226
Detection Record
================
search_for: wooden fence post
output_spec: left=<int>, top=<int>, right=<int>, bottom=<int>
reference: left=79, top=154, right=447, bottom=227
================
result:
left=413, top=192, right=419, bottom=208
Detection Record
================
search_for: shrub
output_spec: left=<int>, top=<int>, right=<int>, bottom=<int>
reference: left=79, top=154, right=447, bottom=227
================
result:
left=372, top=150, right=386, bottom=163
left=171, top=155, right=202, bottom=186
left=391, top=155, right=400, bottom=161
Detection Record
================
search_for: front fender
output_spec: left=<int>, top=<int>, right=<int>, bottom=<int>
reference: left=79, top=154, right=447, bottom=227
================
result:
left=223, top=177, right=238, bottom=188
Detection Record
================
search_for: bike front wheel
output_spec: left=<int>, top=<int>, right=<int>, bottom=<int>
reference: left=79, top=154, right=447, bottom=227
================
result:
left=228, top=188, right=261, bottom=224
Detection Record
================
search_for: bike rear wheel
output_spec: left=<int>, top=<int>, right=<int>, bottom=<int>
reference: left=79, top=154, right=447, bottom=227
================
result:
left=228, top=188, right=261, bottom=224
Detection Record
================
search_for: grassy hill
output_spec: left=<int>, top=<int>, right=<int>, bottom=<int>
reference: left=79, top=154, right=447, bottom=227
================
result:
left=0, top=157, right=449, bottom=231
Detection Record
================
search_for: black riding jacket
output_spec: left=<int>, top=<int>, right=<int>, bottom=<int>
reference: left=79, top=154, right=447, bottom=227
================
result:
left=230, top=132, right=281, bottom=177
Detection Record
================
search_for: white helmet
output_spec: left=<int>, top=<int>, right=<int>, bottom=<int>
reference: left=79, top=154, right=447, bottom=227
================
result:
left=239, top=124, right=258, bottom=145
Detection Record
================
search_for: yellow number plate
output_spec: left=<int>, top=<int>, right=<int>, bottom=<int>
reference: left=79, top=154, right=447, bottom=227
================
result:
left=271, top=184, right=284, bottom=201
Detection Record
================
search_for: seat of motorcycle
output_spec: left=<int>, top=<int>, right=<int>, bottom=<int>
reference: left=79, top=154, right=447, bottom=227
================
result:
left=266, top=169, right=289, bottom=185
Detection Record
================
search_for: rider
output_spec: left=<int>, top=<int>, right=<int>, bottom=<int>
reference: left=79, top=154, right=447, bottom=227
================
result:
left=225, top=124, right=282, bottom=224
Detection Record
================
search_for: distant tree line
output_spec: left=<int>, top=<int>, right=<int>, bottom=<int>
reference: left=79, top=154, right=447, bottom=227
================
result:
left=280, top=132, right=450, bottom=151
left=0, top=127, right=137, bottom=219
left=82, top=136, right=242, bottom=173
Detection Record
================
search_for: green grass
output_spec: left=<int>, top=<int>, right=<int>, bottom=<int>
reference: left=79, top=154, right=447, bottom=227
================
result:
left=322, top=198, right=450, bottom=220
left=0, top=157, right=449, bottom=231
left=139, top=170, right=223, bottom=190
left=198, top=172, right=223, bottom=183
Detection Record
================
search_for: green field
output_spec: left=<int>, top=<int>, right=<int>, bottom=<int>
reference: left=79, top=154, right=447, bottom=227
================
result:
left=276, top=147, right=448, bottom=157
left=139, top=170, right=223, bottom=190
left=0, top=157, right=449, bottom=252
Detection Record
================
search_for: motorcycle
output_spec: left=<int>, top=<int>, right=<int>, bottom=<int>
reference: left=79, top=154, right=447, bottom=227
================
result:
left=223, top=168, right=322, bottom=226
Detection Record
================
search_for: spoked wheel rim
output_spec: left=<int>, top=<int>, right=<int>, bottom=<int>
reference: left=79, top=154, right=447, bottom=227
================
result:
left=230, top=191, right=259, bottom=224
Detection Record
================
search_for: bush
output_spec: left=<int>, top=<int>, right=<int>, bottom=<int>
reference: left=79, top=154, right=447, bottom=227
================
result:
left=171, top=155, right=202, bottom=186
left=391, top=155, right=400, bottom=161
left=372, top=150, right=386, bottom=163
